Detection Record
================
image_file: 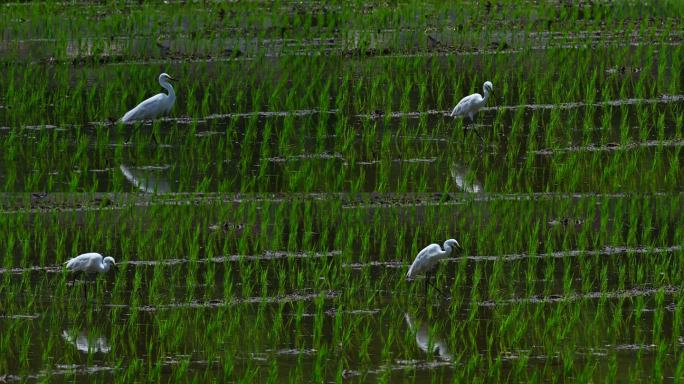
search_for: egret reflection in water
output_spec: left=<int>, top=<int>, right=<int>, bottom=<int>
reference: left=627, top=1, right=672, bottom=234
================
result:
left=120, top=164, right=171, bottom=193
left=404, top=313, right=452, bottom=361
left=450, top=163, right=482, bottom=193
left=62, top=330, right=111, bottom=353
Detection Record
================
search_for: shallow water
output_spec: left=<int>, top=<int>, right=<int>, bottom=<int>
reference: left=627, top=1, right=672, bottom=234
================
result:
left=2, top=2, right=684, bottom=383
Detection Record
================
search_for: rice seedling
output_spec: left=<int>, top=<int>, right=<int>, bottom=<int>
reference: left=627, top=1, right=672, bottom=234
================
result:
left=1, top=1, right=683, bottom=382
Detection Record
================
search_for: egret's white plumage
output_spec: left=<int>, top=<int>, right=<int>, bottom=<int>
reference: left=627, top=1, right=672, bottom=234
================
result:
left=406, top=239, right=460, bottom=280
left=120, top=73, right=176, bottom=123
left=65, top=253, right=116, bottom=274
left=450, top=81, right=493, bottom=121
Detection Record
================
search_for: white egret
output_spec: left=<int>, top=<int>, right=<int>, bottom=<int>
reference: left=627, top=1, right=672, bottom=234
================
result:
left=120, top=73, right=176, bottom=123
left=450, top=81, right=494, bottom=141
left=406, top=239, right=461, bottom=296
left=65, top=253, right=116, bottom=298
left=65, top=253, right=116, bottom=274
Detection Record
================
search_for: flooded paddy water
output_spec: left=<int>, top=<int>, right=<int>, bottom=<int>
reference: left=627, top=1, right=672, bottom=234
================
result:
left=1, top=2, right=683, bottom=382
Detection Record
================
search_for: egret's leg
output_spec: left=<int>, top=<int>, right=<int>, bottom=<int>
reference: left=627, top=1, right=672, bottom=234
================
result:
left=87, top=274, right=98, bottom=302
left=469, top=116, right=485, bottom=143
left=104, top=274, right=111, bottom=293
left=82, top=274, right=88, bottom=301
left=422, top=273, right=429, bottom=306
left=472, top=127, right=485, bottom=143
left=125, top=126, right=136, bottom=145
left=428, top=279, right=447, bottom=299
left=424, top=272, right=430, bottom=297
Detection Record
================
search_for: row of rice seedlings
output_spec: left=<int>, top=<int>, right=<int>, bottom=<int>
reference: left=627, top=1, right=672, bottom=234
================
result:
left=2, top=2, right=683, bottom=381
left=3, top=190, right=681, bottom=299
left=4, top=165, right=678, bottom=267
left=2, top=189, right=683, bottom=380
left=2, top=49, right=681, bottom=193
left=0, top=141, right=629, bottom=193
left=3, top=13, right=679, bottom=125
left=3, top=1, right=680, bottom=63
left=1, top=8, right=677, bottom=171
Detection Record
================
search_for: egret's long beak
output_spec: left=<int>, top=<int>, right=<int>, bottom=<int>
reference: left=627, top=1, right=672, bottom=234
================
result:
left=168, top=76, right=177, bottom=82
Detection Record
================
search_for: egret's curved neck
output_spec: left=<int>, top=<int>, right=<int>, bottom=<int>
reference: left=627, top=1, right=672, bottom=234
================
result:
left=161, top=80, right=175, bottom=100
left=442, top=242, right=454, bottom=256
left=101, top=262, right=112, bottom=272
left=482, top=87, right=490, bottom=102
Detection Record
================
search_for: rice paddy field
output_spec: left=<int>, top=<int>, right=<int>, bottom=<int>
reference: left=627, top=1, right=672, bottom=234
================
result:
left=1, top=1, right=683, bottom=382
